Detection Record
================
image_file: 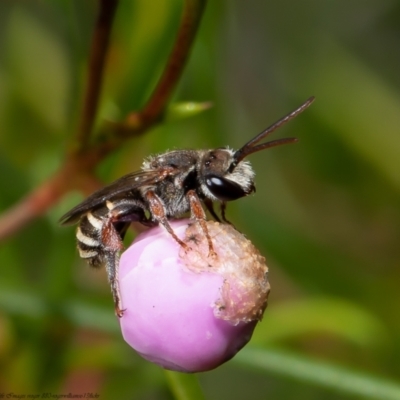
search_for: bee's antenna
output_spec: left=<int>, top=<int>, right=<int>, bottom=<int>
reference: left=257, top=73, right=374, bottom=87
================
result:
left=231, top=96, right=315, bottom=169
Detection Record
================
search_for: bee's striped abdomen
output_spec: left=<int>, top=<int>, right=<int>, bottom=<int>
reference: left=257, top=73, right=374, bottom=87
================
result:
left=77, top=211, right=104, bottom=267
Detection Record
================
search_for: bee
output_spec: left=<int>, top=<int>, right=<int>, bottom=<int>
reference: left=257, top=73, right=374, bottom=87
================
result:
left=60, top=97, right=314, bottom=316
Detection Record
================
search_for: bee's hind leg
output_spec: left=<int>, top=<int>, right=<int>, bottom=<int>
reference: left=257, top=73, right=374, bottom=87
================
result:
left=103, top=250, right=124, bottom=317
left=98, top=217, right=125, bottom=317
left=101, top=199, right=149, bottom=317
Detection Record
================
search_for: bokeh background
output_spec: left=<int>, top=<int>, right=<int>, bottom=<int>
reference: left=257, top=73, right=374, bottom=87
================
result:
left=1, top=0, right=400, bottom=399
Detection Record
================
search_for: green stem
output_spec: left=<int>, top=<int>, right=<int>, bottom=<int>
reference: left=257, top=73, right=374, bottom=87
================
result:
left=165, top=370, right=206, bottom=400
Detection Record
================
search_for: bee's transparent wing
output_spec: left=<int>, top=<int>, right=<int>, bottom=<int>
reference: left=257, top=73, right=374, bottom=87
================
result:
left=59, top=169, right=164, bottom=225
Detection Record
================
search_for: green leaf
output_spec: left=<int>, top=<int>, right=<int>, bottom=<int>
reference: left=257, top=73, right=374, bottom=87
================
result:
left=166, top=101, right=213, bottom=121
left=252, top=297, right=389, bottom=347
left=234, top=346, right=400, bottom=400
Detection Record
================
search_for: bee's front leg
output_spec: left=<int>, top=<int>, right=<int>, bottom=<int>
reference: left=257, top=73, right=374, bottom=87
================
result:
left=220, top=202, right=234, bottom=226
left=203, top=197, right=221, bottom=222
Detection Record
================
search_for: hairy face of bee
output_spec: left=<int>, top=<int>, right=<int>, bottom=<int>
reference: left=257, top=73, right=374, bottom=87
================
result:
left=200, top=148, right=255, bottom=202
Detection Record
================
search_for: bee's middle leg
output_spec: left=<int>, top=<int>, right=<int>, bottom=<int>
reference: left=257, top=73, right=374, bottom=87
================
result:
left=144, top=190, right=190, bottom=251
left=186, top=190, right=216, bottom=257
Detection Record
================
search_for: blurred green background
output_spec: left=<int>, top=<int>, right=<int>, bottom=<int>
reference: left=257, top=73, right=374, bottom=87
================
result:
left=1, top=0, right=400, bottom=399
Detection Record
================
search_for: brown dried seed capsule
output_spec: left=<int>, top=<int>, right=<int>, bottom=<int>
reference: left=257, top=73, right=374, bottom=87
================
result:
left=180, top=221, right=270, bottom=325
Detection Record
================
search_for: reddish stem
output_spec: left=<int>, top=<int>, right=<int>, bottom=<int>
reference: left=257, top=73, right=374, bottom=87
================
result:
left=75, top=0, right=119, bottom=151
left=0, top=0, right=207, bottom=242
left=139, top=0, right=206, bottom=124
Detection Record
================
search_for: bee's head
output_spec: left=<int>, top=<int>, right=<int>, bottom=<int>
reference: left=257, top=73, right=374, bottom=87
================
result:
left=201, top=148, right=255, bottom=202
left=201, top=97, right=315, bottom=202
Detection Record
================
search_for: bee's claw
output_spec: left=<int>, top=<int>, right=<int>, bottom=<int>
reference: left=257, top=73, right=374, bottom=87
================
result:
left=182, top=243, right=193, bottom=253
left=115, top=306, right=126, bottom=318
left=208, top=247, right=217, bottom=259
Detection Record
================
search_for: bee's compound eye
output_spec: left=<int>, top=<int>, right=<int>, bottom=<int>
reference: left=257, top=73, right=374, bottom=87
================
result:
left=205, top=175, right=247, bottom=201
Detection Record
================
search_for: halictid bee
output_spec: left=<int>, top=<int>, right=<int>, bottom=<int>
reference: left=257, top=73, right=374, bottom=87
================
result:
left=60, top=97, right=314, bottom=316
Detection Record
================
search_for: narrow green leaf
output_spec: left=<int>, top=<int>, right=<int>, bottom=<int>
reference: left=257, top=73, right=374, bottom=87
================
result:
left=234, top=346, right=400, bottom=400
left=0, top=286, right=118, bottom=334
left=252, top=297, right=389, bottom=347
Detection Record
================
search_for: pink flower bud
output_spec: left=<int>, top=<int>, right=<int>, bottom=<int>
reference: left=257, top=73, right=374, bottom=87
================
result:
left=119, top=219, right=270, bottom=373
